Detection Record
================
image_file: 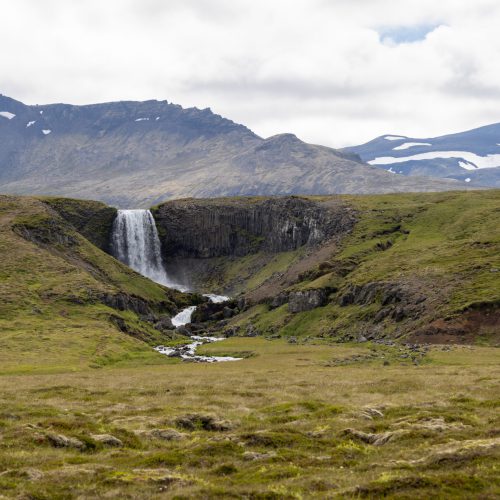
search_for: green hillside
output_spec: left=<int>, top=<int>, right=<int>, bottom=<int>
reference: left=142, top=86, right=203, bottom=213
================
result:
left=0, top=191, right=498, bottom=498
left=0, top=195, right=192, bottom=374
left=225, top=191, right=500, bottom=345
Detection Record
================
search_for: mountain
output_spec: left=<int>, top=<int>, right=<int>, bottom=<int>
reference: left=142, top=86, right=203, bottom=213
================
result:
left=0, top=94, right=466, bottom=207
left=343, top=123, right=500, bottom=188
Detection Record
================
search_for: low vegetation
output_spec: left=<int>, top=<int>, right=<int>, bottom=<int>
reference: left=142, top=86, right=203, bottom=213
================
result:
left=0, top=195, right=191, bottom=374
left=0, top=338, right=498, bottom=498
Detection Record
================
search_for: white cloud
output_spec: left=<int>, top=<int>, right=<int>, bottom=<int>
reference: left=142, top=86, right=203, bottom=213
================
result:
left=1, top=0, right=500, bottom=146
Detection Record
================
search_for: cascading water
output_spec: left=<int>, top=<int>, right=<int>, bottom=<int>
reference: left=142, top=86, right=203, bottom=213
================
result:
left=111, top=209, right=177, bottom=288
left=111, top=209, right=239, bottom=362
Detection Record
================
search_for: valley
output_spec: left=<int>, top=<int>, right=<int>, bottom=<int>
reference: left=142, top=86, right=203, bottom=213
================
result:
left=0, top=190, right=498, bottom=498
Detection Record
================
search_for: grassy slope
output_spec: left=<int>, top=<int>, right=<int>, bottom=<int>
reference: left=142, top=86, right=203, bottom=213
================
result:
left=0, top=195, right=190, bottom=374
left=229, top=191, right=500, bottom=342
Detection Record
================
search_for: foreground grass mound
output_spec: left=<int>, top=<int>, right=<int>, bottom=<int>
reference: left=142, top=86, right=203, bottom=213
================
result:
left=0, top=195, right=191, bottom=374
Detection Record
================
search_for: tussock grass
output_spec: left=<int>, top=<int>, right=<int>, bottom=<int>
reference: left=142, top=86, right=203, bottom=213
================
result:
left=0, top=338, right=498, bottom=498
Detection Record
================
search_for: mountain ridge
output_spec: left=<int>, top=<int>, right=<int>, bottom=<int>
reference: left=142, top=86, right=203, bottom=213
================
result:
left=344, top=122, right=500, bottom=187
left=0, top=94, right=469, bottom=207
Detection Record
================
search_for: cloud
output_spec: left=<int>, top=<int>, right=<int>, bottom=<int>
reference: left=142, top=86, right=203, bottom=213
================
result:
left=0, top=0, right=500, bottom=146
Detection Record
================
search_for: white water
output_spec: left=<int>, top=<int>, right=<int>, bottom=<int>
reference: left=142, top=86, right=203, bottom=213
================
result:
left=203, top=294, right=230, bottom=303
left=111, top=210, right=239, bottom=362
left=155, top=336, right=242, bottom=363
left=164, top=295, right=241, bottom=362
left=171, top=305, right=197, bottom=326
left=111, top=209, right=183, bottom=289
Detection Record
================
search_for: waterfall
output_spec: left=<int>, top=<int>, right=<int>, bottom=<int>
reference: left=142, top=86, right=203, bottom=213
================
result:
left=111, top=209, right=178, bottom=288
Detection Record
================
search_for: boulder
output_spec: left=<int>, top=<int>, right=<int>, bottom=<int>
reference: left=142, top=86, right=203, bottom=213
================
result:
left=154, top=315, right=174, bottom=331
left=45, top=433, right=85, bottom=450
left=91, top=434, right=123, bottom=447
left=288, top=289, right=328, bottom=313
left=149, top=429, right=185, bottom=441
left=174, top=413, right=232, bottom=431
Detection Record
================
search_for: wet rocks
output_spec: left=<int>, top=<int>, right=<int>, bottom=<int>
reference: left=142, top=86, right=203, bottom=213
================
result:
left=191, top=300, right=238, bottom=323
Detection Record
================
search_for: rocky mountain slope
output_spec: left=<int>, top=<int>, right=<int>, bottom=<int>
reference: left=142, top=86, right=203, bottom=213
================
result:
left=344, top=123, right=500, bottom=188
left=0, top=94, right=466, bottom=207
left=1, top=190, right=498, bottom=376
left=152, top=191, right=500, bottom=344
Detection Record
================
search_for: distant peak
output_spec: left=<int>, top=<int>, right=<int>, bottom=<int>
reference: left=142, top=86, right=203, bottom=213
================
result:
left=265, top=133, right=302, bottom=143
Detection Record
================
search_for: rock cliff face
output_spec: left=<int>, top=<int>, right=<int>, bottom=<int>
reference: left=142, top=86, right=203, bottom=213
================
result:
left=153, top=196, right=355, bottom=258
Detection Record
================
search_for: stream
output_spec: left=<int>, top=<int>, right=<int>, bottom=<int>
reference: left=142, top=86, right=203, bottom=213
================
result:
left=155, top=294, right=243, bottom=363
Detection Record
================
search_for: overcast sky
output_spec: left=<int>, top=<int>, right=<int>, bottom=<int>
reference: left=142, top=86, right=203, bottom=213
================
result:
left=1, top=0, right=500, bottom=147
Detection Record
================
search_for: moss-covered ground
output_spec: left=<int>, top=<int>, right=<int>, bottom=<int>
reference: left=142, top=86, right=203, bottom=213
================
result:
left=0, top=191, right=499, bottom=497
left=0, top=338, right=498, bottom=498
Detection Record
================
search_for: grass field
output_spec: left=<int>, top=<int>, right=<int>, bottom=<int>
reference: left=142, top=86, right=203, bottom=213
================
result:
left=0, top=338, right=498, bottom=498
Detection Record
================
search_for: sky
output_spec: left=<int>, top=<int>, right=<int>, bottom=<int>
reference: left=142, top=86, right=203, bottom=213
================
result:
left=1, top=0, right=500, bottom=147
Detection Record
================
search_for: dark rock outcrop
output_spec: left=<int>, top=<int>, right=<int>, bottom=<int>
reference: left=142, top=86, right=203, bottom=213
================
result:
left=100, top=292, right=153, bottom=315
left=153, top=196, right=356, bottom=258
left=338, top=282, right=427, bottom=323
left=288, top=289, right=329, bottom=313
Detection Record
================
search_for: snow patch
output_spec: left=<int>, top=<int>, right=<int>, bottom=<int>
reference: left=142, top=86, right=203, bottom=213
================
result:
left=369, top=151, right=500, bottom=170
left=465, top=178, right=471, bottom=183
left=0, top=111, right=15, bottom=120
left=459, top=161, right=476, bottom=170
left=384, top=135, right=406, bottom=141
left=39, top=110, right=43, bottom=114
left=135, top=117, right=149, bottom=122
left=387, top=167, right=396, bottom=174
left=393, top=142, right=432, bottom=150
left=26, top=121, right=36, bottom=128
left=155, top=116, right=160, bottom=121
left=42, top=129, right=51, bottom=135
